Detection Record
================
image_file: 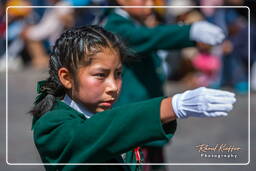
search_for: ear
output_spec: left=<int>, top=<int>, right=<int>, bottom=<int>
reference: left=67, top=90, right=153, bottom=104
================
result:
left=58, top=67, right=73, bottom=89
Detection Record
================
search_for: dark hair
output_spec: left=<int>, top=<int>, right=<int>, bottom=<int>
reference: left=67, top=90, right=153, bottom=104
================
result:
left=30, top=25, right=133, bottom=117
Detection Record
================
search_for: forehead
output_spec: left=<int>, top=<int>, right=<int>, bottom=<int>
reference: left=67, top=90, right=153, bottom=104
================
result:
left=88, top=47, right=122, bottom=66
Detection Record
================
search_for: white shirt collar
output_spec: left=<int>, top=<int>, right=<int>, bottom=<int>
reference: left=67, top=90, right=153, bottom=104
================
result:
left=62, top=94, right=94, bottom=119
left=114, top=8, right=142, bottom=26
left=114, top=8, right=130, bottom=19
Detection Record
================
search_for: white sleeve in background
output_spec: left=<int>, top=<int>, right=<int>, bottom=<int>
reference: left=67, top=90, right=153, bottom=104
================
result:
left=190, top=21, right=225, bottom=45
left=26, top=1, right=73, bottom=42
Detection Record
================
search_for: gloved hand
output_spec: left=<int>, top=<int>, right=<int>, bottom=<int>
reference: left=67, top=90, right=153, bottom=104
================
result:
left=172, top=87, right=236, bottom=119
left=190, top=21, right=225, bottom=45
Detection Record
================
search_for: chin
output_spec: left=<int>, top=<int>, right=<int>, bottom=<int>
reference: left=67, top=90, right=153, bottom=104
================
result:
left=97, top=106, right=112, bottom=113
left=96, top=108, right=107, bottom=113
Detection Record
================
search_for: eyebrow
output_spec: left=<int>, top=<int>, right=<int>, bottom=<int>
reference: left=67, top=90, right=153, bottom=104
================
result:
left=96, top=68, right=110, bottom=72
left=94, top=66, right=122, bottom=72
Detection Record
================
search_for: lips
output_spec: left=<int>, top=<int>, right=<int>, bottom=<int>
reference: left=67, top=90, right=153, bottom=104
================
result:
left=99, top=100, right=115, bottom=108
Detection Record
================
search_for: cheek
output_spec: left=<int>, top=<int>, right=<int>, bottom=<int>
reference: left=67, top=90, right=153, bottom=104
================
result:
left=78, top=78, right=104, bottom=101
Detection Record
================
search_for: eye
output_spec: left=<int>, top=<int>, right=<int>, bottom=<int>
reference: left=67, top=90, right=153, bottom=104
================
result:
left=115, top=70, right=122, bottom=78
left=94, top=73, right=106, bottom=78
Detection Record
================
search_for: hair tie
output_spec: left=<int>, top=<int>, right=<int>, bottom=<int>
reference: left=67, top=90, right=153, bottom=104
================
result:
left=34, top=80, right=56, bottom=104
left=37, top=80, right=48, bottom=94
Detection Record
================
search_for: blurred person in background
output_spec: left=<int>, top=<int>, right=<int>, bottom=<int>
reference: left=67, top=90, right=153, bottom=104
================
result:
left=0, top=0, right=33, bottom=72
left=101, top=0, right=226, bottom=170
left=221, top=14, right=248, bottom=94
left=2, top=0, right=113, bottom=72
left=166, top=0, right=222, bottom=88
left=0, top=1, right=6, bottom=58
left=240, top=0, right=256, bottom=92
left=21, top=0, right=76, bottom=69
left=199, top=0, right=249, bottom=94
left=250, top=7, right=256, bottom=92
left=2, top=0, right=76, bottom=71
left=191, top=42, right=221, bottom=87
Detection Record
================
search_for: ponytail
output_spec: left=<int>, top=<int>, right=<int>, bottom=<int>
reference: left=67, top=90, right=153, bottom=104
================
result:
left=30, top=79, right=65, bottom=117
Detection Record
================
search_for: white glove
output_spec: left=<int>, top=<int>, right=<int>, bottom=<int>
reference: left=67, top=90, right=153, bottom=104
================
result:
left=172, top=87, right=236, bottom=119
left=190, top=21, right=225, bottom=45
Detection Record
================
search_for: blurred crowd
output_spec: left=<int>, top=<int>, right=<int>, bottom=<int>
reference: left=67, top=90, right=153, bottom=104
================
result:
left=0, top=0, right=255, bottom=94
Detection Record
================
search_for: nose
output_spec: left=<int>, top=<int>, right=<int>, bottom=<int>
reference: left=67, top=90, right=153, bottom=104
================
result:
left=106, top=77, right=120, bottom=96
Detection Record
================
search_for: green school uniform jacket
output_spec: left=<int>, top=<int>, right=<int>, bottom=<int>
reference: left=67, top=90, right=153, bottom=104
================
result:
left=104, top=10, right=195, bottom=106
left=32, top=97, right=176, bottom=171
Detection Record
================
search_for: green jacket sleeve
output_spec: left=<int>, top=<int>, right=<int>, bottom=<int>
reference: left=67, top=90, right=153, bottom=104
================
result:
left=104, top=13, right=195, bottom=54
left=143, top=120, right=177, bottom=146
left=33, top=97, right=173, bottom=163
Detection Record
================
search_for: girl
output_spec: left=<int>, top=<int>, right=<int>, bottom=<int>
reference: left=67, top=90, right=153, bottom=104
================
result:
left=31, top=25, right=235, bottom=171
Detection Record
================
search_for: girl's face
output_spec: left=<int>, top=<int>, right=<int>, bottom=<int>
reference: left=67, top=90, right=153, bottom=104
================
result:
left=71, top=48, right=122, bottom=113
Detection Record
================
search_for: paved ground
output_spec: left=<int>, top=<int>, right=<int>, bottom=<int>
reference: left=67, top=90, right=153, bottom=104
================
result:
left=0, top=68, right=255, bottom=171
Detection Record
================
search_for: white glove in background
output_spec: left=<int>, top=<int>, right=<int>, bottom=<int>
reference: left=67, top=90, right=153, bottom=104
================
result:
left=172, top=87, right=236, bottom=119
left=190, top=21, right=225, bottom=45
